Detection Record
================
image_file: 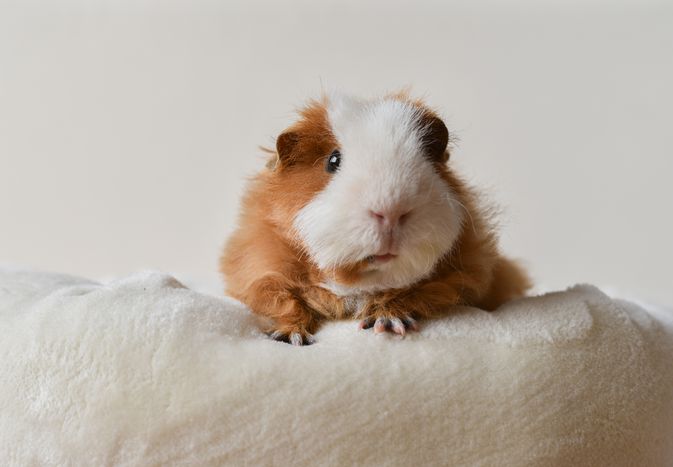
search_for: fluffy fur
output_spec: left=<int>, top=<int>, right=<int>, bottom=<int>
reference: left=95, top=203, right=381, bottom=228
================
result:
left=221, top=92, right=531, bottom=345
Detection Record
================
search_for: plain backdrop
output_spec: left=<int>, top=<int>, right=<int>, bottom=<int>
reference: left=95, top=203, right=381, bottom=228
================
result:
left=1, top=0, right=672, bottom=305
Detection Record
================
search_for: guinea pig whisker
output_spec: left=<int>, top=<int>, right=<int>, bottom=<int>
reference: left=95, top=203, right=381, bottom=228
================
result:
left=452, top=197, right=477, bottom=236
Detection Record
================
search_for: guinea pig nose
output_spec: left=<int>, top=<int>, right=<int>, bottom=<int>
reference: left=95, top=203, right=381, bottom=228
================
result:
left=369, top=209, right=411, bottom=227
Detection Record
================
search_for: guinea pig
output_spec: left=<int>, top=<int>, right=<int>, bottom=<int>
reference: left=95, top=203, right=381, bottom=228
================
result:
left=220, top=91, right=531, bottom=345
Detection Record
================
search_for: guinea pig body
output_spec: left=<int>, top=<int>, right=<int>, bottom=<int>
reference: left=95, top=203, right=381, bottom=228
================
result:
left=221, top=92, right=530, bottom=345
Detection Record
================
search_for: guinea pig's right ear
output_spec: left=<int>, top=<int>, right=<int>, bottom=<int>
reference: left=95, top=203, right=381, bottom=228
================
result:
left=274, top=131, right=301, bottom=169
left=419, top=114, right=450, bottom=163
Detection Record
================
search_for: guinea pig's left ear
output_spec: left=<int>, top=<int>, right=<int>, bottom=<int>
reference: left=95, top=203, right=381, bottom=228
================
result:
left=419, top=114, right=450, bottom=163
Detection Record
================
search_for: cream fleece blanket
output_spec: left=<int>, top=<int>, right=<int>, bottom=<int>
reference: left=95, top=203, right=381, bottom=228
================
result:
left=1, top=268, right=672, bottom=466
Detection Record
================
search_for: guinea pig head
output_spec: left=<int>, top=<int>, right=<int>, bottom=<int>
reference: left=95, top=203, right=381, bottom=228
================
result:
left=272, top=93, right=465, bottom=293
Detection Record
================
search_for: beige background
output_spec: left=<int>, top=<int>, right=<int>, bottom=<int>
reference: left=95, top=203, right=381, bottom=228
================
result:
left=1, top=0, right=671, bottom=304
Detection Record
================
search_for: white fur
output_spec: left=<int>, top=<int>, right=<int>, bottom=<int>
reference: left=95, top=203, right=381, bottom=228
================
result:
left=294, top=94, right=464, bottom=293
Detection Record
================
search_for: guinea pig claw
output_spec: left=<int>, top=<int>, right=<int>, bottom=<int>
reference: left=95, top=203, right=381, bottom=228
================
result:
left=389, top=318, right=406, bottom=336
left=289, top=332, right=303, bottom=346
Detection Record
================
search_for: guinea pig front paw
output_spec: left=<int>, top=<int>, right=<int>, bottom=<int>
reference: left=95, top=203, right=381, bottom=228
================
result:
left=268, top=328, right=316, bottom=346
left=358, top=315, right=419, bottom=337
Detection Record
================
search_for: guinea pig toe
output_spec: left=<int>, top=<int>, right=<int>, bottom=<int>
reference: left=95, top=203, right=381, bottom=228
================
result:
left=358, top=317, right=375, bottom=330
left=373, top=317, right=388, bottom=334
left=402, top=316, right=419, bottom=332
left=269, top=330, right=287, bottom=342
left=360, top=315, right=418, bottom=336
left=268, top=329, right=315, bottom=346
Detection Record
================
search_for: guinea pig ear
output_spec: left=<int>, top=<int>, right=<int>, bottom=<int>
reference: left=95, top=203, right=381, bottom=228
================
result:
left=275, top=130, right=301, bottom=168
left=419, top=114, right=450, bottom=163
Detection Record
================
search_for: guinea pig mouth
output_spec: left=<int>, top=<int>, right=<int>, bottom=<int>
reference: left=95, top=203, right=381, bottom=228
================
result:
left=365, top=254, right=398, bottom=264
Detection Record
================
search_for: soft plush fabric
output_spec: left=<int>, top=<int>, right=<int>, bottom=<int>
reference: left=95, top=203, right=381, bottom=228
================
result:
left=1, top=268, right=672, bottom=466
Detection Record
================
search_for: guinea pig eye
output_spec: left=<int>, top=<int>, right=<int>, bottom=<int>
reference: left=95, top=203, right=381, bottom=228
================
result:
left=326, top=149, right=341, bottom=173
